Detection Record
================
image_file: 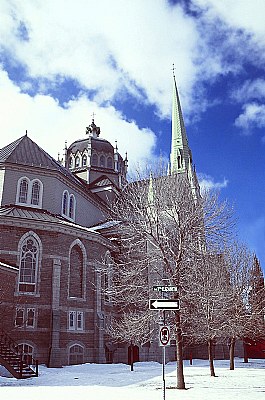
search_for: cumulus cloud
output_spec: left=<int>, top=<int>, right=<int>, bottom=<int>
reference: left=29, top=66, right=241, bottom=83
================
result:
left=193, top=0, right=265, bottom=42
left=191, top=0, right=265, bottom=80
left=0, top=0, right=203, bottom=118
left=232, top=79, right=265, bottom=102
left=0, top=0, right=264, bottom=123
left=197, top=173, right=228, bottom=191
left=0, top=0, right=265, bottom=160
left=234, top=103, right=265, bottom=132
left=0, top=67, right=156, bottom=167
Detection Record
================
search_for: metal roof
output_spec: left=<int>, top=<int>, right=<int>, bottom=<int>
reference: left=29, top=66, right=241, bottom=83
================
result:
left=0, top=134, right=81, bottom=186
left=0, top=205, right=100, bottom=234
left=68, top=137, right=114, bottom=155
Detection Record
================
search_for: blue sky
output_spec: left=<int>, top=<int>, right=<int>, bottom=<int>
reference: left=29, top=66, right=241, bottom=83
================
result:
left=0, top=0, right=264, bottom=270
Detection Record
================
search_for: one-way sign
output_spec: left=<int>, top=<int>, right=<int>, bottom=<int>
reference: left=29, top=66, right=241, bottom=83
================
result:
left=149, top=299, right=180, bottom=310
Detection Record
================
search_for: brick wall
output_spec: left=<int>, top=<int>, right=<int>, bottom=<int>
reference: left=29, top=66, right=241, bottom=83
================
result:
left=0, top=221, right=109, bottom=366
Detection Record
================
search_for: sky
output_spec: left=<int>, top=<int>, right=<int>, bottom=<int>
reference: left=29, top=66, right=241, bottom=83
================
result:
left=0, top=359, right=264, bottom=399
left=0, top=0, right=264, bottom=269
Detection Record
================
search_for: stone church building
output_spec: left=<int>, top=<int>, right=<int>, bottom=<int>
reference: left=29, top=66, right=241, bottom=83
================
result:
left=0, top=115, right=129, bottom=369
left=1, top=74, right=229, bottom=373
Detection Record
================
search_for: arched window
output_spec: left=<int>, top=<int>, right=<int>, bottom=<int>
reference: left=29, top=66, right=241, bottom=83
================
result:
left=15, top=307, right=35, bottom=328
left=92, top=153, right=98, bottom=166
left=62, top=191, right=69, bottom=216
left=69, top=195, right=75, bottom=219
left=82, top=155, right=87, bottom=166
left=31, top=180, right=41, bottom=206
left=75, top=156, right=80, bottom=167
left=18, top=235, right=40, bottom=293
left=62, top=191, right=76, bottom=220
left=15, top=308, right=24, bottom=327
left=69, top=157, right=73, bottom=168
left=107, top=157, right=113, bottom=169
left=16, top=177, right=43, bottom=208
left=99, top=155, right=105, bottom=167
left=68, top=311, right=84, bottom=331
left=69, top=244, right=84, bottom=298
left=69, top=344, right=84, bottom=365
left=18, top=178, right=29, bottom=203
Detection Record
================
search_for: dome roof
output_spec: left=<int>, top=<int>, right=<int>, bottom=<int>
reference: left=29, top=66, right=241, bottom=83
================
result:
left=91, top=137, right=114, bottom=154
left=68, top=137, right=114, bottom=155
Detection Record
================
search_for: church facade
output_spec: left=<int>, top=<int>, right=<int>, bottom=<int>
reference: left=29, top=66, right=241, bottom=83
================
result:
left=0, top=75, right=227, bottom=370
left=0, top=118, right=128, bottom=368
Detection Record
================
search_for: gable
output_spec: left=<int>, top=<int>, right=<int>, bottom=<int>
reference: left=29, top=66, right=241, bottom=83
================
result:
left=0, top=134, right=80, bottom=187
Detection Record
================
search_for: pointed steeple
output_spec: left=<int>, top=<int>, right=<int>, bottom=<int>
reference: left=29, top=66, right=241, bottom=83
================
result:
left=170, top=67, right=192, bottom=174
left=169, top=67, right=200, bottom=201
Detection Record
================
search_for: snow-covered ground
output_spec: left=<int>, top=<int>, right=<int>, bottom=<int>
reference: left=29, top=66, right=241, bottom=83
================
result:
left=0, top=358, right=264, bottom=400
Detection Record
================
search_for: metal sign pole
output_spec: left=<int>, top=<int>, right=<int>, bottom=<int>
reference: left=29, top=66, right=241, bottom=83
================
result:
left=162, top=310, right=166, bottom=400
left=151, top=285, right=179, bottom=400
left=163, top=345, right=166, bottom=400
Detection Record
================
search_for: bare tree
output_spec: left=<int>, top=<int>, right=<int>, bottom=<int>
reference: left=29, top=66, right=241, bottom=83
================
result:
left=223, top=246, right=265, bottom=367
left=182, top=252, right=234, bottom=377
left=100, top=168, right=236, bottom=387
left=105, top=310, right=155, bottom=371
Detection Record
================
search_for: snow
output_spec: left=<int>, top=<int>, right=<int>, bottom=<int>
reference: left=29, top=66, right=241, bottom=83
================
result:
left=0, top=359, right=264, bottom=400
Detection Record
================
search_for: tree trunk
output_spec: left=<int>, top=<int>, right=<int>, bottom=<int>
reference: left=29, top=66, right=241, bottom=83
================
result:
left=176, top=312, right=185, bottom=389
left=243, top=339, right=248, bottom=363
left=208, top=339, right=216, bottom=377
left=229, top=337, right=235, bottom=370
left=130, top=342, right=134, bottom=371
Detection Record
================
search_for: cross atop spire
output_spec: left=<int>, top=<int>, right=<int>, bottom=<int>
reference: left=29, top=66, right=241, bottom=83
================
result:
left=171, top=63, right=176, bottom=77
left=86, top=114, right=100, bottom=138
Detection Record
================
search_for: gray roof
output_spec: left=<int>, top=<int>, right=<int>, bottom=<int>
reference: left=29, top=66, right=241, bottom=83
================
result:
left=0, top=205, right=101, bottom=234
left=91, top=220, right=121, bottom=231
left=68, top=137, right=114, bottom=155
left=0, top=134, right=80, bottom=185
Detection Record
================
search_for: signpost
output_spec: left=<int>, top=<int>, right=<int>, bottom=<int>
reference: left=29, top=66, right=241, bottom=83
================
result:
left=149, top=299, right=180, bottom=310
left=159, top=326, right=170, bottom=400
left=153, top=285, right=178, bottom=293
left=150, top=285, right=180, bottom=400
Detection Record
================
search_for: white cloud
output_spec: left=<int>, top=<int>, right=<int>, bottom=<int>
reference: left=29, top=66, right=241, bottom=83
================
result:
left=0, top=0, right=203, bottom=118
left=193, top=0, right=265, bottom=41
left=0, top=68, right=156, bottom=167
left=191, top=0, right=265, bottom=82
left=0, top=0, right=264, bottom=123
left=0, top=0, right=265, bottom=154
left=198, top=173, right=228, bottom=191
left=234, top=103, right=265, bottom=132
left=232, top=79, right=265, bottom=102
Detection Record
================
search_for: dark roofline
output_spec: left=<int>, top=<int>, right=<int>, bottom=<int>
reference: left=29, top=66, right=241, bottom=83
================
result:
left=0, top=135, right=108, bottom=212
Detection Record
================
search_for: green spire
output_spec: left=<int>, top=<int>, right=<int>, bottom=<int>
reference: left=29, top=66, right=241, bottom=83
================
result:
left=170, top=70, right=191, bottom=174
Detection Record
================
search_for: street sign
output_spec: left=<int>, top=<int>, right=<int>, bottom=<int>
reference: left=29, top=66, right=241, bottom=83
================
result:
left=149, top=299, right=180, bottom=310
left=159, top=326, right=170, bottom=347
left=153, top=285, right=178, bottom=292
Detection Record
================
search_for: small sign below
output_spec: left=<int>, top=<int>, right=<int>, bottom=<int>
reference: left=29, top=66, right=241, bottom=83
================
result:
left=149, top=299, right=180, bottom=310
left=153, top=285, right=178, bottom=292
left=159, top=325, right=170, bottom=347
